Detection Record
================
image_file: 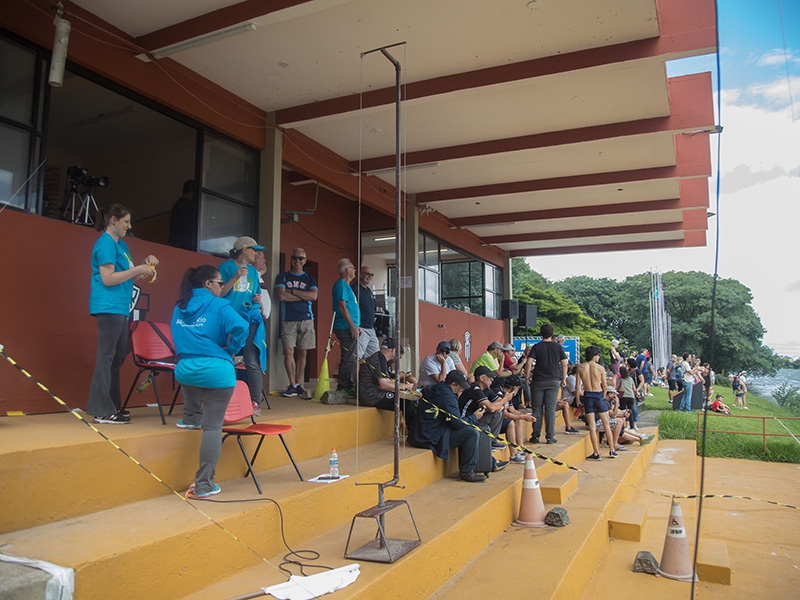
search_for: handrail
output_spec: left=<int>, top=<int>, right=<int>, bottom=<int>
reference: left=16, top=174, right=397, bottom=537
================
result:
left=695, top=412, right=800, bottom=453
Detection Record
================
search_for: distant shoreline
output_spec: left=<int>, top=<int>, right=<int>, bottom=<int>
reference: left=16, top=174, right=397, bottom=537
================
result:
left=747, top=368, right=800, bottom=401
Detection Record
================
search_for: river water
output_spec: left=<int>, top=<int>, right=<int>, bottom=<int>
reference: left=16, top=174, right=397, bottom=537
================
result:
left=744, top=369, right=800, bottom=401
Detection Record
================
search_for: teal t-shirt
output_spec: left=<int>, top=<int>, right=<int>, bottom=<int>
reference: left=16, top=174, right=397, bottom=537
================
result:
left=332, top=278, right=360, bottom=329
left=219, top=259, right=261, bottom=318
left=90, top=233, right=135, bottom=316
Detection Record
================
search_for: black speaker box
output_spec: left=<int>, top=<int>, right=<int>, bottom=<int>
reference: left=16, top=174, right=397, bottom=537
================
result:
left=518, top=304, right=537, bottom=328
left=500, top=299, right=519, bottom=320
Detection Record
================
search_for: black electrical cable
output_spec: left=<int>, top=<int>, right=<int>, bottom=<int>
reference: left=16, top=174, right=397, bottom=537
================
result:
left=690, top=1, right=723, bottom=595
left=198, top=496, right=334, bottom=577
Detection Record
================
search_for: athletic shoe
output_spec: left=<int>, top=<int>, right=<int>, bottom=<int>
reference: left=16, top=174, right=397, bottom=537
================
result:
left=176, top=419, right=201, bottom=430
left=641, top=434, right=655, bottom=446
left=546, top=438, right=557, bottom=444
left=282, top=386, right=299, bottom=397
left=564, top=428, right=581, bottom=435
left=93, top=412, right=131, bottom=425
left=251, top=401, right=261, bottom=417
left=608, top=451, right=618, bottom=459
left=510, top=453, right=527, bottom=464
left=293, top=385, right=306, bottom=398
left=586, top=453, right=602, bottom=461
left=186, top=483, right=221, bottom=499
left=458, top=472, right=487, bottom=483
left=491, top=440, right=507, bottom=449
left=615, top=445, right=628, bottom=451
left=529, top=437, right=540, bottom=444
left=492, top=459, right=509, bottom=472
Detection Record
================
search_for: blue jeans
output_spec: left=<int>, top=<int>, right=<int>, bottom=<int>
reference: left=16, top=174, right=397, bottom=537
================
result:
left=679, top=381, right=694, bottom=411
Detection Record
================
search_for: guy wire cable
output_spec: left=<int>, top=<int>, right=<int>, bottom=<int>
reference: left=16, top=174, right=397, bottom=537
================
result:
left=691, top=1, right=723, bottom=595
left=354, top=48, right=365, bottom=483
left=777, top=0, right=796, bottom=122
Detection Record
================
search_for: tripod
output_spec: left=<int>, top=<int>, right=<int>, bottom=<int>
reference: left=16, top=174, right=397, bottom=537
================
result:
left=61, top=183, right=98, bottom=225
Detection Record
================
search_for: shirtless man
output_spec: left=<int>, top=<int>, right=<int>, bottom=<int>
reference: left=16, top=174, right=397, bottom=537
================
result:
left=577, top=345, right=617, bottom=460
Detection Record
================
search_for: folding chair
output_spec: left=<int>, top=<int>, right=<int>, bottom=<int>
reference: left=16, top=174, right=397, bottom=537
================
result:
left=222, top=381, right=303, bottom=494
left=121, top=321, right=180, bottom=425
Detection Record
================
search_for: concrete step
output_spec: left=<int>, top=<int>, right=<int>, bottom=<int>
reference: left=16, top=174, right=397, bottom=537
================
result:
left=180, top=434, right=600, bottom=600
left=541, top=471, right=578, bottom=504
left=608, top=502, right=648, bottom=542
left=431, top=430, right=659, bottom=600
left=0, top=439, right=454, bottom=600
left=0, top=399, right=394, bottom=533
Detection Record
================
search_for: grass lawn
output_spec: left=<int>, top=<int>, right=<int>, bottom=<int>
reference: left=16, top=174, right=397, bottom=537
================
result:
left=645, top=384, right=800, bottom=463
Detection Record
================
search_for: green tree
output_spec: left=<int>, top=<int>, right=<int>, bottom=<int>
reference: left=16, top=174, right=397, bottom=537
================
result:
left=553, top=275, right=625, bottom=336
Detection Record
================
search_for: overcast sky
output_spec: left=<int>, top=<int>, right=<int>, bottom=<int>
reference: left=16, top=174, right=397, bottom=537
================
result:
left=528, top=0, right=800, bottom=359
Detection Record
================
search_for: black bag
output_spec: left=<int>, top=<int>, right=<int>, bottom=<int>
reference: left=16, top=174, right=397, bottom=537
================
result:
left=474, top=424, right=494, bottom=477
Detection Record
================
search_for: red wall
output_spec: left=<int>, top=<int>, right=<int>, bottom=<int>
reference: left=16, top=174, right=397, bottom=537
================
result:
left=0, top=210, right=220, bottom=414
left=418, top=302, right=505, bottom=371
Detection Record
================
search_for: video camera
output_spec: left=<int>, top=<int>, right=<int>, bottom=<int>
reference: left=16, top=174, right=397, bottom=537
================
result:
left=67, top=165, right=109, bottom=189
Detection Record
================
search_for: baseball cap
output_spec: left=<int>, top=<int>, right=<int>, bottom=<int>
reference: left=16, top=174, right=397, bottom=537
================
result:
left=233, top=236, right=264, bottom=251
left=445, top=370, right=470, bottom=390
left=436, top=341, right=452, bottom=352
left=381, top=337, right=397, bottom=349
left=502, top=343, right=515, bottom=352
left=474, top=365, right=496, bottom=379
left=504, top=374, right=522, bottom=387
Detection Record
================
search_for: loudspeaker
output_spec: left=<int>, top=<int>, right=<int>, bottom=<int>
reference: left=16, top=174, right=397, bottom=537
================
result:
left=500, top=299, right=519, bottom=320
left=518, top=304, right=537, bottom=328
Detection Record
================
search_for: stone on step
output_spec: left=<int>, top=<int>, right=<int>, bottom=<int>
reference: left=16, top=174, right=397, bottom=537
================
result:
left=633, top=550, right=659, bottom=574
left=545, top=507, right=570, bottom=527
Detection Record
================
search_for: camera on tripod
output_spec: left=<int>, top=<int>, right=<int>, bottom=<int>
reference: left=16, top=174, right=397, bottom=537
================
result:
left=67, top=166, right=108, bottom=190
left=62, top=166, right=109, bottom=225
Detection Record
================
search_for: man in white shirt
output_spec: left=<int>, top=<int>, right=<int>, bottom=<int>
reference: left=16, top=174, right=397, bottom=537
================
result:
left=418, top=341, right=456, bottom=388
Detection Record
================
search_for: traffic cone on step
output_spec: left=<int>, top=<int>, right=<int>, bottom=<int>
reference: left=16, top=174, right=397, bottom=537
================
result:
left=513, top=454, right=547, bottom=528
left=657, top=498, right=697, bottom=581
left=312, top=319, right=336, bottom=403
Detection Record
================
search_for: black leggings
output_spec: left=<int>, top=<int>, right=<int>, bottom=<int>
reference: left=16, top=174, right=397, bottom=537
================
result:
left=619, top=397, right=635, bottom=429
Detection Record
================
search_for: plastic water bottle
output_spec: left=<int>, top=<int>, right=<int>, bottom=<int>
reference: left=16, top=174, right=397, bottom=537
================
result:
left=329, top=449, right=339, bottom=479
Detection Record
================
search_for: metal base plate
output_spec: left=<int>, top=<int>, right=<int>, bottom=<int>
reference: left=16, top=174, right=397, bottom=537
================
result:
left=344, top=538, right=420, bottom=563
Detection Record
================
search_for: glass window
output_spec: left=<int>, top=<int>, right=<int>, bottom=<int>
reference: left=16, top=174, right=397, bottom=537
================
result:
left=197, top=192, right=254, bottom=255
left=425, top=269, right=440, bottom=304
left=0, top=122, right=31, bottom=209
left=0, top=39, right=36, bottom=125
left=203, top=134, right=257, bottom=205
left=441, top=262, right=469, bottom=298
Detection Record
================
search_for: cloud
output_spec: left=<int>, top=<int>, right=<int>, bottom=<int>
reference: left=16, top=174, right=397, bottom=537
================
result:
left=754, top=49, right=800, bottom=68
left=720, top=164, right=798, bottom=194
left=787, top=281, right=800, bottom=293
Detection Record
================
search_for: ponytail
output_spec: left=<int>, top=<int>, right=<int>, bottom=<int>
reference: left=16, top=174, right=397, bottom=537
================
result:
left=177, top=265, right=220, bottom=309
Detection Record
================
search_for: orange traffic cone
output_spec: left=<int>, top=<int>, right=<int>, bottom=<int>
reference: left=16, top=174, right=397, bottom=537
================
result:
left=513, top=454, right=547, bottom=528
left=657, top=498, right=697, bottom=581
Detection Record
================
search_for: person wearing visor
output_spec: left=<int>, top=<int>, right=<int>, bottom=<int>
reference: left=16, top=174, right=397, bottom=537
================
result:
left=219, top=236, right=268, bottom=414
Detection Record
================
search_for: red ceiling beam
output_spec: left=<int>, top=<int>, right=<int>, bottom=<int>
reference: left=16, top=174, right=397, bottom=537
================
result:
left=355, top=73, right=714, bottom=172
left=277, top=0, right=715, bottom=125
left=418, top=133, right=710, bottom=204
left=484, top=221, right=685, bottom=245
left=135, top=1, right=312, bottom=51
left=510, top=238, right=692, bottom=258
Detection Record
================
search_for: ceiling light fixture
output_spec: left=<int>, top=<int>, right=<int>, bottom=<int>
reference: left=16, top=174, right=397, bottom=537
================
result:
left=137, top=23, right=257, bottom=61
left=373, top=235, right=396, bottom=242
left=364, top=162, right=439, bottom=176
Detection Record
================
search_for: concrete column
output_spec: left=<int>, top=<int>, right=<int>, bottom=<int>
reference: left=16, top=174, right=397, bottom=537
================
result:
left=399, top=197, right=419, bottom=373
left=503, top=252, right=514, bottom=343
left=259, top=119, right=283, bottom=393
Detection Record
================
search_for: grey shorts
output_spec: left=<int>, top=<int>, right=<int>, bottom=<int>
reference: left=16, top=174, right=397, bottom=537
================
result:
left=280, top=320, right=316, bottom=350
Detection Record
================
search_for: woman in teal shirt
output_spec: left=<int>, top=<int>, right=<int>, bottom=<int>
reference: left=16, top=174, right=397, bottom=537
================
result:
left=87, top=204, right=158, bottom=424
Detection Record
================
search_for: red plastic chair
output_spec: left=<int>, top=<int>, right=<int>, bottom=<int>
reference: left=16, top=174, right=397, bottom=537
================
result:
left=121, top=321, right=180, bottom=425
left=222, top=381, right=303, bottom=493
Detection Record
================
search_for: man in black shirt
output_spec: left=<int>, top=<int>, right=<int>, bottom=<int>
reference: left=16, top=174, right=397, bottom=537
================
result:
left=168, top=180, right=196, bottom=250
left=529, top=323, right=568, bottom=445
left=358, top=338, right=416, bottom=425
left=352, top=266, right=379, bottom=358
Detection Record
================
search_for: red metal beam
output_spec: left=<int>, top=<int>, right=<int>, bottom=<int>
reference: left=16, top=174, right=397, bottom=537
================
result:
left=418, top=133, right=710, bottom=204
left=277, top=0, right=716, bottom=125
left=484, top=221, right=684, bottom=245
left=135, top=1, right=312, bottom=51
left=355, top=74, right=714, bottom=172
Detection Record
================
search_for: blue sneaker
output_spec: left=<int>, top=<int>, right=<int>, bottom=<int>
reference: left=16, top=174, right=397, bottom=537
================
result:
left=186, top=483, right=221, bottom=499
left=176, top=420, right=201, bottom=430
